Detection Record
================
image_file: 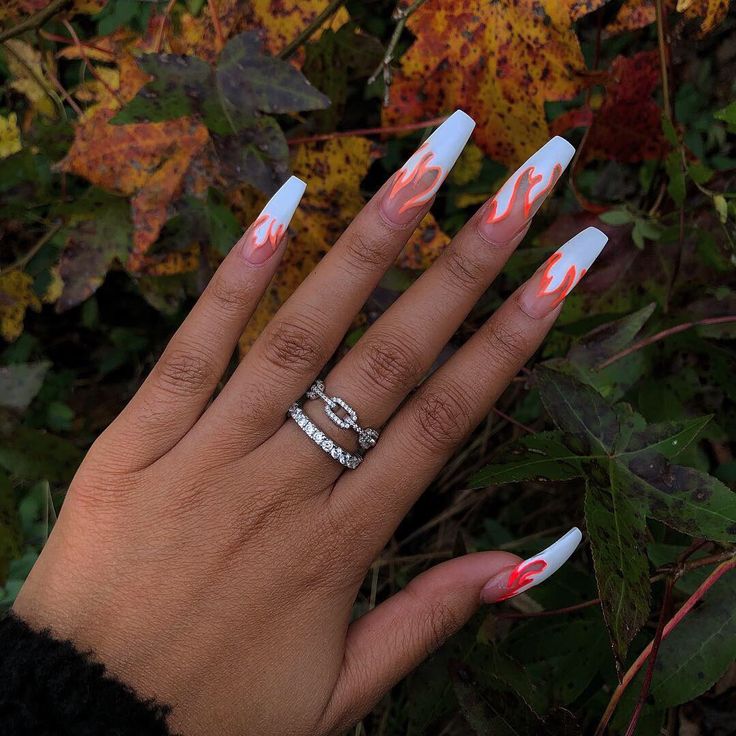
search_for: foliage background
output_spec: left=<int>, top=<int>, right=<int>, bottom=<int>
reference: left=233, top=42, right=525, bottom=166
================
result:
left=1, top=0, right=736, bottom=733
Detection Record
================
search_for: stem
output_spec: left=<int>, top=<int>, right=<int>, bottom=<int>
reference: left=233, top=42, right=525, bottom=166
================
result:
left=207, top=0, right=224, bottom=52
left=594, top=558, right=736, bottom=736
left=491, top=406, right=535, bottom=435
left=39, top=30, right=115, bottom=57
left=0, top=222, right=63, bottom=276
left=287, top=116, right=446, bottom=145
left=655, top=0, right=672, bottom=123
left=598, top=315, right=736, bottom=369
left=154, top=0, right=178, bottom=53
left=624, top=577, right=674, bottom=736
left=0, top=0, right=72, bottom=43
left=368, top=0, right=428, bottom=104
left=278, top=0, right=345, bottom=60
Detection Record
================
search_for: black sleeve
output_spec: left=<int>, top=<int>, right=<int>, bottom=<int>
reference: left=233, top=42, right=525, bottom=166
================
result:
left=0, top=613, right=173, bottom=736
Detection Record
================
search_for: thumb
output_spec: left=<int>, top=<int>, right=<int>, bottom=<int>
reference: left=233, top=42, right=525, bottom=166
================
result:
left=325, top=528, right=582, bottom=731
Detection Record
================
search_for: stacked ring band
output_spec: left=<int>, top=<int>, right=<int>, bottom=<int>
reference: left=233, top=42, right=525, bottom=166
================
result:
left=287, top=381, right=380, bottom=470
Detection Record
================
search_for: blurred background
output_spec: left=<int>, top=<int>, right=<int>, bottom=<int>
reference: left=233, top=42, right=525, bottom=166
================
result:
left=1, top=1, right=736, bottom=733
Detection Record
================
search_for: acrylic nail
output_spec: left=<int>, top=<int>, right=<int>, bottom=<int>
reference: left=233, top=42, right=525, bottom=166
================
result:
left=381, top=110, right=475, bottom=225
left=518, top=227, right=608, bottom=319
left=479, top=136, right=575, bottom=244
left=480, top=527, right=583, bottom=604
left=242, top=176, right=306, bottom=265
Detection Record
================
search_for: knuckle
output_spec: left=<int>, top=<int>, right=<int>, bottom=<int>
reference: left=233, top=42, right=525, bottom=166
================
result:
left=410, top=382, right=473, bottom=452
left=442, top=248, right=485, bottom=292
left=154, top=346, right=215, bottom=398
left=208, top=272, right=254, bottom=317
left=261, top=314, right=327, bottom=377
left=341, top=229, right=389, bottom=274
left=356, top=331, right=424, bottom=395
left=481, top=321, right=528, bottom=371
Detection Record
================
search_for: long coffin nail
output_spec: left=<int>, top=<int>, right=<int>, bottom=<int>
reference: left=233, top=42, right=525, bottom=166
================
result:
left=518, top=227, right=608, bottom=319
left=381, top=110, right=475, bottom=225
left=481, top=528, right=583, bottom=604
left=479, top=136, right=575, bottom=244
left=242, top=176, right=306, bottom=264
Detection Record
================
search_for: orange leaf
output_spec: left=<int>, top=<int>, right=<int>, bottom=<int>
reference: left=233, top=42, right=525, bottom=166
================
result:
left=58, top=54, right=210, bottom=264
left=383, top=0, right=588, bottom=167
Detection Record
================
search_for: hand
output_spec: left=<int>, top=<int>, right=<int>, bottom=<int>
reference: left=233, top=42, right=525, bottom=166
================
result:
left=14, top=112, right=605, bottom=736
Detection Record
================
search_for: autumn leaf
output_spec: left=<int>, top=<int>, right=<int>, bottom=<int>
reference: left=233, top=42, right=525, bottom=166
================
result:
left=244, top=0, right=350, bottom=58
left=677, top=0, right=729, bottom=36
left=0, top=113, right=21, bottom=159
left=585, top=51, right=667, bottom=163
left=0, top=271, right=41, bottom=342
left=3, top=39, right=56, bottom=119
left=383, top=0, right=588, bottom=166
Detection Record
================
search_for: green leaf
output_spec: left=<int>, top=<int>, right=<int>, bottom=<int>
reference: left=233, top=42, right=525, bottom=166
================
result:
left=0, top=427, right=81, bottom=483
left=204, top=189, right=242, bottom=255
left=713, top=194, right=728, bottom=224
left=470, top=432, right=583, bottom=487
left=111, top=54, right=213, bottom=124
left=536, top=367, right=618, bottom=453
left=665, top=150, right=686, bottom=206
left=216, top=32, right=330, bottom=119
left=585, top=474, right=651, bottom=665
left=0, top=361, right=51, bottom=411
left=714, top=100, right=736, bottom=132
left=623, top=415, right=712, bottom=459
left=618, top=566, right=736, bottom=718
left=0, top=471, right=22, bottom=583
left=56, top=192, right=133, bottom=311
left=661, top=115, right=679, bottom=146
left=598, top=210, right=633, bottom=225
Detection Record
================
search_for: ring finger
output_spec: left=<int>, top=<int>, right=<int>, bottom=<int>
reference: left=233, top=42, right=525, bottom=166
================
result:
left=284, top=136, right=576, bottom=478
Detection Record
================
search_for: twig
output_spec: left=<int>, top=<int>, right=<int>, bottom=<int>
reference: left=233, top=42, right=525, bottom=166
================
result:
left=287, top=116, right=446, bottom=145
left=655, top=0, right=672, bottom=123
left=0, top=222, right=63, bottom=276
left=0, top=0, right=72, bottom=43
left=624, top=576, right=674, bottom=736
left=594, top=558, right=736, bottom=736
left=207, top=0, right=224, bottom=52
left=368, top=0, right=428, bottom=105
left=278, top=0, right=345, bottom=60
left=491, top=406, right=535, bottom=435
left=39, top=30, right=115, bottom=58
left=154, top=0, right=178, bottom=53
left=597, top=315, right=736, bottom=369
left=2, top=40, right=66, bottom=118
left=61, top=18, right=121, bottom=105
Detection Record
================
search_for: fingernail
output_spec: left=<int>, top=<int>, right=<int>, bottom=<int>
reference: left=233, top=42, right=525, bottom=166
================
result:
left=518, top=227, right=608, bottom=319
left=480, top=527, right=583, bottom=604
left=479, top=136, right=575, bottom=244
left=381, top=110, right=475, bottom=225
left=242, top=176, right=306, bottom=264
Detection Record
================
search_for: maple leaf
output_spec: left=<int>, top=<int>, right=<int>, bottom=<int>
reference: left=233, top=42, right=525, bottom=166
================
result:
left=3, top=39, right=57, bottom=119
left=383, top=0, right=588, bottom=166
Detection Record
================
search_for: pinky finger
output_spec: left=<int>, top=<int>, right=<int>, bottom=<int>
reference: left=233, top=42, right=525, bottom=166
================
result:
left=100, top=177, right=306, bottom=470
left=322, top=529, right=582, bottom=732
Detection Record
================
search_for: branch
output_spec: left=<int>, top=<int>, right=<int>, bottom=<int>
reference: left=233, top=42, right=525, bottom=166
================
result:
left=597, top=315, right=736, bottom=369
left=368, top=0, right=428, bottom=105
left=624, top=576, right=674, bottom=736
left=278, top=0, right=345, bottom=60
left=0, top=222, right=63, bottom=276
left=594, top=557, right=736, bottom=736
left=0, top=0, right=72, bottom=43
left=287, top=116, right=446, bottom=145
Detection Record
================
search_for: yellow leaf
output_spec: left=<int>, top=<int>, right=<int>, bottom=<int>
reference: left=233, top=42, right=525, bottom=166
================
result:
left=0, top=271, right=41, bottom=342
left=450, top=142, right=485, bottom=186
left=678, top=0, right=728, bottom=36
left=244, top=0, right=350, bottom=58
left=4, top=39, right=56, bottom=119
left=383, top=0, right=587, bottom=166
left=0, top=113, right=21, bottom=159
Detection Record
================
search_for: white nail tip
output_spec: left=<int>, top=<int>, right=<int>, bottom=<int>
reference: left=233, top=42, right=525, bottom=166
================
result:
left=254, top=175, right=306, bottom=242
left=497, top=527, right=582, bottom=600
left=541, top=226, right=608, bottom=295
left=395, top=110, right=476, bottom=204
left=489, top=136, right=576, bottom=222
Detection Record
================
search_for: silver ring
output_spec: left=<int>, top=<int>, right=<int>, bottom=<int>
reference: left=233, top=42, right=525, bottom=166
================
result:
left=306, top=380, right=379, bottom=450
left=288, top=404, right=363, bottom=469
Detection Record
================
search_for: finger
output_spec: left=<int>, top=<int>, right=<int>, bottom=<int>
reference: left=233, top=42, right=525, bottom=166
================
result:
left=200, top=111, right=475, bottom=452
left=333, top=228, right=608, bottom=547
left=285, top=137, right=574, bottom=478
left=323, top=529, right=582, bottom=731
left=99, top=177, right=305, bottom=470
